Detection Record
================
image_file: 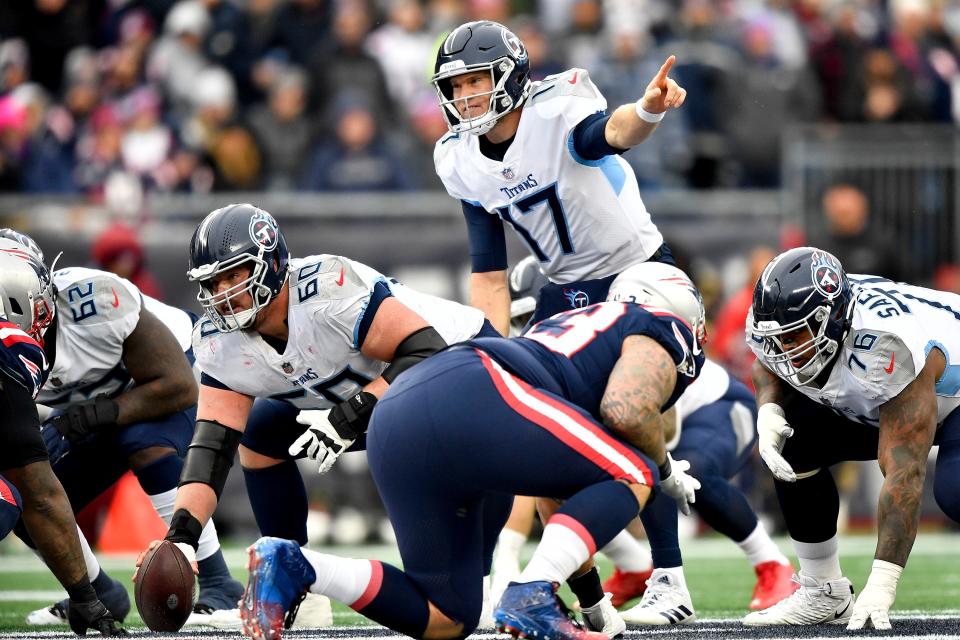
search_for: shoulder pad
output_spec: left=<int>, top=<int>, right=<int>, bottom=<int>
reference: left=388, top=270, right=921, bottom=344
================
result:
left=191, top=316, right=220, bottom=348
left=845, top=330, right=918, bottom=395
left=291, top=255, right=372, bottom=304
left=56, top=270, right=141, bottom=326
left=529, top=68, right=600, bottom=106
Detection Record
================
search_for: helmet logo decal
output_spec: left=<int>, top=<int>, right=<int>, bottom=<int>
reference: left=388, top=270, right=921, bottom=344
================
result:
left=811, top=250, right=842, bottom=299
left=502, top=31, right=526, bottom=61
left=563, top=289, right=590, bottom=309
left=249, top=211, right=279, bottom=251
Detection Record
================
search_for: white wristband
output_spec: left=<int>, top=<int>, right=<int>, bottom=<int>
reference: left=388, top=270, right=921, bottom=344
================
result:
left=635, top=101, right=665, bottom=123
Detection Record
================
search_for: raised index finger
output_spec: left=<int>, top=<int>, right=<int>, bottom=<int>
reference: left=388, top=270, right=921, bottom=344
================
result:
left=655, top=55, right=677, bottom=84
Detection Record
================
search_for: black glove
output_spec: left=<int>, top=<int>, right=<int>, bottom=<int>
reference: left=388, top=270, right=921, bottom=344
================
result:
left=68, top=598, right=127, bottom=636
left=48, top=395, right=120, bottom=444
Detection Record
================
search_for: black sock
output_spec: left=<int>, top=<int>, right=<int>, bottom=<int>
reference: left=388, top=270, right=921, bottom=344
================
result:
left=567, top=566, right=604, bottom=609
left=66, top=578, right=97, bottom=604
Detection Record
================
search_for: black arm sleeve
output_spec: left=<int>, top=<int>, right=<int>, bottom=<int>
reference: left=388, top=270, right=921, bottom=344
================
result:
left=571, top=111, right=628, bottom=161
left=178, top=420, right=243, bottom=499
left=381, top=326, right=448, bottom=383
left=462, top=200, right=508, bottom=273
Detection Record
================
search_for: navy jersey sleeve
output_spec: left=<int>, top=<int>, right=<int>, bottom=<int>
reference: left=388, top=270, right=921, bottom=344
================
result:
left=571, top=111, right=627, bottom=161
left=461, top=200, right=508, bottom=273
left=200, top=371, right=232, bottom=391
left=0, top=320, right=48, bottom=398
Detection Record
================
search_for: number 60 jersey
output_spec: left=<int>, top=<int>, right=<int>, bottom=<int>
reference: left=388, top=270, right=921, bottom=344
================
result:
left=193, top=255, right=486, bottom=409
left=434, top=68, right=663, bottom=283
left=747, top=274, right=960, bottom=428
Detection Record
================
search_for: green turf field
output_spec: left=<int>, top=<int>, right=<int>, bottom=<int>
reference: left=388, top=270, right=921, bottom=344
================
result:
left=0, top=534, right=956, bottom=632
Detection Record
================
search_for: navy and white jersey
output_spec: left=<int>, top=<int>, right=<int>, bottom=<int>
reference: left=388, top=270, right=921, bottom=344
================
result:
left=434, top=68, right=663, bottom=283
left=747, top=274, right=960, bottom=427
left=194, top=255, right=486, bottom=409
left=465, top=301, right=703, bottom=421
left=36, top=268, right=194, bottom=408
left=0, top=318, right=48, bottom=398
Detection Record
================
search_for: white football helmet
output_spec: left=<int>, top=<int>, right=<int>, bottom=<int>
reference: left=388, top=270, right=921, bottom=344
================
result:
left=607, top=262, right=706, bottom=347
left=0, top=239, right=57, bottom=340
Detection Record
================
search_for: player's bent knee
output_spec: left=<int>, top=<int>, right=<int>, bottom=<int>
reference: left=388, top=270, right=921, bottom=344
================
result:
left=621, top=480, right=652, bottom=509
left=238, top=444, right=285, bottom=469
left=422, top=601, right=466, bottom=640
left=127, top=446, right=178, bottom=470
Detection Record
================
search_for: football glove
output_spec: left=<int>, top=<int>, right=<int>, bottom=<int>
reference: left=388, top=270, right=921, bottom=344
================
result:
left=289, top=392, right=377, bottom=474
left=847, top=560, right=902, bottom=630
left=757, top=403, right=797, bottom=482
left=658, top=454, right=700, bottom=516
left=47, top=395, right=120, bottom=444
left=68, top=598, right=127, bottom=636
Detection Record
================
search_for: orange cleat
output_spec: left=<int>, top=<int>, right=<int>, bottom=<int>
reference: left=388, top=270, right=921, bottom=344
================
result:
left=602, top=568, right=653, bottom=608
left=749, top=560, right=799, bottom=611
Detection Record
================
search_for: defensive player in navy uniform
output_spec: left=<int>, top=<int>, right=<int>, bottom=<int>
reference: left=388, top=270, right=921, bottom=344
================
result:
left=237, top=263, right=706, bottom=640
left=0, top=245, right=124, bottom=636
left=498, top=258, right=797, bottom=623
left=9, top=232, right=244, bottom=629
left=432, top=21, right=686, bottom=335
left=134, top=203, right=499, bottom=626
left=745, top=247, right=960, bottom=629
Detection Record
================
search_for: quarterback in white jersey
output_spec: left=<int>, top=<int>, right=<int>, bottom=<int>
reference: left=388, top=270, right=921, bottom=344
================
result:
left=745, top=247, right=960, bottom=630
left=136, top=204, right=495, bottom=596
left=431, top=20, right=686, bottom=335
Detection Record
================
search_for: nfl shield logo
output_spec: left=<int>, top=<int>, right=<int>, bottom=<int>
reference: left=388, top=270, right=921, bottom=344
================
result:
left=249, top=211, right=279, bottom=251
left=282, top=362, right=293, bottom=374
left=501, top=167, right=515, bottom=180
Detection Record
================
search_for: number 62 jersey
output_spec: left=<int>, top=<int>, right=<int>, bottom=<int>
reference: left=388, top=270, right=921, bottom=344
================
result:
left=747, top=274, right=960, bottom=427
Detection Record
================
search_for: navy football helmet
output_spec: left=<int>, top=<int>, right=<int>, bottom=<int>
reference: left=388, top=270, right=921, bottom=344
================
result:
left=509, top=256, right=548, bottom=334
left=749, top=247, right=853, bottom=385
left=187, top=204, right=289, bottom=332
left=432, top=21, right=532, bottom=135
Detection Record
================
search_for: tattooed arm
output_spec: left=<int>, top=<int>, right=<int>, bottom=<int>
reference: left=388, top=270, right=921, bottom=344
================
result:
left=752, top=358, right=789, bottom=406
left=600, top=335, right=677, bottom=465
left=875, top=347, right=944, bottom=566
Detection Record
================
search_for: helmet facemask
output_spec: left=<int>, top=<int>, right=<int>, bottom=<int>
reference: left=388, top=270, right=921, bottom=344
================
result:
left=433, top=59, right=528, bottom=136
left=753, top=305, right=839, bottom=386
left=190, top=252, right=280, bottom=332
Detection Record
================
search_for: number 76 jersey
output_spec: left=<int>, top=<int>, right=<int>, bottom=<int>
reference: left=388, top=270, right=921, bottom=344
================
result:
left=434, top=68, right=663, bottom=283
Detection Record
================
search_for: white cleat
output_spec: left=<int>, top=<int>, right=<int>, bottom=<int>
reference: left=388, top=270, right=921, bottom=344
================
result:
left=183, top=606, right=242, bottom=629
left=289, top=593, right=333, bottom=629
left=620, top=570, right=695, bottom=626
left=26, top=602, right=67, bottom=626
left=742, top=573, right=855, bottom=626
left=581, top=593, right=626, bottom=638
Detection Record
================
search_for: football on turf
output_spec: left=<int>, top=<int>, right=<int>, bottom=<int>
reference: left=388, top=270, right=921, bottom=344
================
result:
left=134, top=541, right=195, bottom=631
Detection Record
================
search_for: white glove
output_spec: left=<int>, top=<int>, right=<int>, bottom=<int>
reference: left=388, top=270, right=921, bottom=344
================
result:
left=757, top=403, right=796, bottom=482
left=289, top=408, right=355, bottom=474
left=847, top=560, right=902, bottom=630
left=658, top=454, right=700, bottom=516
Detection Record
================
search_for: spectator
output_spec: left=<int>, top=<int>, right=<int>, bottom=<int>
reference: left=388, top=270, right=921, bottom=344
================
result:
left=810, top=183, right=903, bottom=280
left=366, top=0, right=435, bottom=118
left=247, top=66, right=314, bottom=190
left=91, top=221, right=163, bottom=300
left=269, top=0, right=331, bottom=65
left=119, top=86, right=174, bottom=184
left=0, top=39, right=30, bottom=95
left=200, top=0, right=257, bottom=105
left=73, top=104, right=125, bottom=195
left=147, top=0, right=212, bottom=120
left=300, top=93, right=416, bottom=192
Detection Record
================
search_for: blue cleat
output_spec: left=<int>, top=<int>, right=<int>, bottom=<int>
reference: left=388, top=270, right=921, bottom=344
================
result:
left=494, top=581, right=608, bottom=640
left=240, top=537, right=317, bottom=640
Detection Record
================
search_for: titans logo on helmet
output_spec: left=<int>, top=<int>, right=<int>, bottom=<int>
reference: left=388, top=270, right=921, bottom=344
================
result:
left=249, top=211, right=280, bottom=251
left=811, top=250, right=842, bottom=299
left=502, top=31, right=527, bottom=61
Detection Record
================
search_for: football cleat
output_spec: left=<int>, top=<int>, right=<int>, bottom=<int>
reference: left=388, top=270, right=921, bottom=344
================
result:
left=620, top=570, right=695, bottom=625
left=742, top=573, right=855, bottom=626
left=183, top=605, right=242, bottom=629
left=289, top=593, right=333, bottom=629
left=27, top=574, right=131, bottom=626
left=494, top=581, right=607, bottom=640
left=580, top=593, right=626, bottom=638
left=750, top=560, right=800, bottom=610
left=602, top=568, right=653, bottom=608
left=240, top=537, right=317, bottom=640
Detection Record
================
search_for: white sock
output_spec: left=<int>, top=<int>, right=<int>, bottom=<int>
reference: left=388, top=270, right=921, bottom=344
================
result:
left=77, top=525, right=101, bottom=580
left=792, top=535, right=841, bottom=580
left=518, top=518, right=592, bottom=585
left=600, top=530, right=652, bottom=572
left=738, top=521, right=790, bottom=567
left=148, top=488, right=220, bottom=561
left=493, top=528, right=527, bottom=574
left=655, top=566, right=687, bottom=590
left=300, top=547, right=374, bottom=606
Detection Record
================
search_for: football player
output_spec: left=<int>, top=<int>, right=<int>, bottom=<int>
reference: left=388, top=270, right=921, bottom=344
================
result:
left=432, top=21, right=685, bottom=335
left=237, top=263, right=705, bottom=640
left=0, top=245, right=124, bottom=636
left=12, top=233, right=244, bottom=629
left=744, top=247, right=960, bottom=629
left=494, top=259, right=797, bottom=624
left=135, top=203, right=500, bottom=626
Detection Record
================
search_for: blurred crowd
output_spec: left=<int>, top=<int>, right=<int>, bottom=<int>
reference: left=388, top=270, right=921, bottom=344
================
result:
left=3, top=0, right=960, bottom=197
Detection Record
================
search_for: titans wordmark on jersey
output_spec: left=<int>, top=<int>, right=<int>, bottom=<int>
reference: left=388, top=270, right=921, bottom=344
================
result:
left=193, top=255, right=486, bottom=409
left=36, top=267, right=195, bottom=408
left=434, top=68, right=663, bottom=283
left=748, top=274, right=960, bottom=427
